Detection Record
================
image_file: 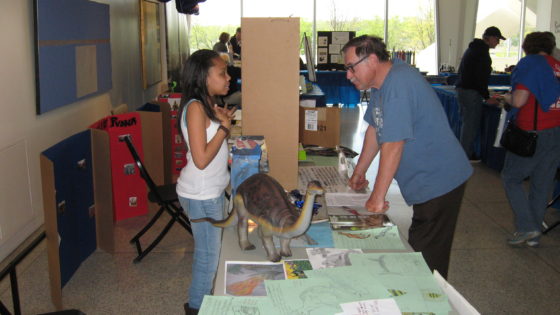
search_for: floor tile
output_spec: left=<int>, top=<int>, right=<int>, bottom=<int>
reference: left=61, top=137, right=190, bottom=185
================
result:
left=449, top=248, right=560, bottom=314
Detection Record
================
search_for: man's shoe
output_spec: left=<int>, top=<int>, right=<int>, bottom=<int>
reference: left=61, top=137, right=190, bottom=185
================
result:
left=507, top=231, right=541, bottom=246
left=184, top=303, right=199, bottom=315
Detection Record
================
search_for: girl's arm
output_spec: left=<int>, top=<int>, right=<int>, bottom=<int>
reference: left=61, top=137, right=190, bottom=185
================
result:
left=186, top=102, right=231, bottom=170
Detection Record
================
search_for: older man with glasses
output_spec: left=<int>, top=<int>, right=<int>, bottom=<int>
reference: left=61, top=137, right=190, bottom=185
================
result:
left=342, top=35, right=472, bottom=279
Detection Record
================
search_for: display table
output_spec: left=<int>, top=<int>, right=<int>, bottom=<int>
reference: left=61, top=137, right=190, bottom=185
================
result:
left=213, top=195, right=413, bottom=297
left=300, top=70, right=361, bottom=106
left=439, top=72, right=511, bottom=86
left=432, top=85, right=507, bottom=171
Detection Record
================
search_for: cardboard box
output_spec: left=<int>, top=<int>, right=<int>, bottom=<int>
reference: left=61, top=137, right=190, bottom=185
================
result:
left=299, top=107, right=340, bottom=148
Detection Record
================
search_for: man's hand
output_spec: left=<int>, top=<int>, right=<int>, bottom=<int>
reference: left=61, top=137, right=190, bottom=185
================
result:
left=365, top=194, right=390, bottom=213
left=348, top=172, right=369, bottom=191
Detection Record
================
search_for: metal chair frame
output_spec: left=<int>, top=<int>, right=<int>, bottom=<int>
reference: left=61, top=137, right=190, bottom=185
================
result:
left=121, top=135, right=192, bottom=263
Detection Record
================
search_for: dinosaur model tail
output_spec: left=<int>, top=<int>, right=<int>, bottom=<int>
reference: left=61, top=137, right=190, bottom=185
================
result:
left=190, top=203, right=237, bottom=227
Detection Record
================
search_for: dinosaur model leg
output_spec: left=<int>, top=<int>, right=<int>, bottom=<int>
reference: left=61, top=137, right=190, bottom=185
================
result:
left=279, top=237, right=293, bottom=257
left=258, top=227, right=280, bottom=262
left=302, top=233, right=318, bottom=245
left=234, top=195, right=255, bottom=251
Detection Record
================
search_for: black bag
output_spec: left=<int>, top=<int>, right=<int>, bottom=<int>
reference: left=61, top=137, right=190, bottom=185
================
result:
left=500, top=100, right=539, bottom=157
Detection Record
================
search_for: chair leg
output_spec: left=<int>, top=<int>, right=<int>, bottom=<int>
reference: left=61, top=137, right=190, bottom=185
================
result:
left=130, top=202, right=193, bottom=263
left=130, top=206, right=166, bottom=245
left=543, top=221, right=560, bottom=235
left=542, top=191, right=560, bottom=235
left=133, top=217, right=178, bottom=263
left=163, top=203, right=192, bottom=235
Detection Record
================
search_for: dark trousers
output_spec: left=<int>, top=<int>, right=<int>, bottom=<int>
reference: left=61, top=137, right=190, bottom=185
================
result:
left=408, top=182, right=466, bottom=279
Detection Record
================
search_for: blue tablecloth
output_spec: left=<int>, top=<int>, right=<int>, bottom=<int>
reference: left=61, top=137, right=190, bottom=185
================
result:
left=439, top=73, right=511, bottom=86
left=432, top=85, right=507, bottom=170
left=432, top=86, right=462, bottom=139
left=301, top=70, right=361, bottom=106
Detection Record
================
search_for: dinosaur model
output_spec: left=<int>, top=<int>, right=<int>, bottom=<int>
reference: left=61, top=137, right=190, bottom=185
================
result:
left=192, top=173, right=324, bottom=262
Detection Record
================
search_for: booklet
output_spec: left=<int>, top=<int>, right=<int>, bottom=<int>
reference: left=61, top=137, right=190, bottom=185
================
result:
left=329, top=213, right=393, bottom=231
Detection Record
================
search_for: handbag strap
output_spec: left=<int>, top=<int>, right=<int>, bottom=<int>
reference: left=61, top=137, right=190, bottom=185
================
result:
left=533, top=99, right=538, bottom=131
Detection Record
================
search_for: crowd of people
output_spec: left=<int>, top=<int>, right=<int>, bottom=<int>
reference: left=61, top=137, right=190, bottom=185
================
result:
left=174, top=25, right=559, bottom=314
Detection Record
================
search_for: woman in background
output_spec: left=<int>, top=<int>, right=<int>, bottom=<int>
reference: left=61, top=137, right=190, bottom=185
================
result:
left=176, top=49, right=235, bottom=315
left=502, top=32, right=560, bottom=247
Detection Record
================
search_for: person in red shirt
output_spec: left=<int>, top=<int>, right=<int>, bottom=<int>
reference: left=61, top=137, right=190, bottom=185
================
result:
left=502, top=32, right=560, bottom=247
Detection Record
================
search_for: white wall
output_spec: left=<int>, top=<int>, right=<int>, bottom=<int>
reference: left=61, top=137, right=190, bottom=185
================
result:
left=0, top=0, right=168, bottom=262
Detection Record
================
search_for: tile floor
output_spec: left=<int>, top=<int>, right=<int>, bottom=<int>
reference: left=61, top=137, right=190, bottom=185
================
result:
left=1, top=106, right=560, bottom=314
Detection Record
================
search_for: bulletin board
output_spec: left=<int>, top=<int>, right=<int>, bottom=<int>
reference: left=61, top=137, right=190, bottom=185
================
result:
left=316, top=31, right=356, bottom=71
left=33, top=0, right=112, bottom=114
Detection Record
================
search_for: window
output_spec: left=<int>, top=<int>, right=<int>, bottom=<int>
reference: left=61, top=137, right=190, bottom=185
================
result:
left=387, top=0, right=437, bottom=74
left=475, top=0, right=536, bottom=72
left=315, top=0, right=384, bottom=37
left=187, top=0, right=241, bottom=51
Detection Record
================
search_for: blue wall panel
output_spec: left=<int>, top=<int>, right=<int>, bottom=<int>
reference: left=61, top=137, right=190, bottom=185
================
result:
left=35, top=0, right=112, bottom=114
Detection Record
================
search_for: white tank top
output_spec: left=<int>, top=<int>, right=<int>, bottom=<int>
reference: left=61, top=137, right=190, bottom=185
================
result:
left=176, top=99, right=230, bottom=199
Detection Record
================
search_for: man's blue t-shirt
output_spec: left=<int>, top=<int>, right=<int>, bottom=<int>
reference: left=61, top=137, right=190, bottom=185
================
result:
left=364, top=59, right=472, bottom=205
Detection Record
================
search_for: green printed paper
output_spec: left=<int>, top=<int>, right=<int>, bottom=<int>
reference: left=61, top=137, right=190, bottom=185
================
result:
left=348, top=252, right=452, bottom=314
left=264, top=278, right=379, bottom=315
left=332, top=225, right=406, bottom=250
left=304, top=265, right=389, bottom=298
left=198, top=296, right=274, bottom=315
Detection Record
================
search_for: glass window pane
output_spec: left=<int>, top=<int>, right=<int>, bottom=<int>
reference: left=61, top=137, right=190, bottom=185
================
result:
left=188, top=1, right=241, bottom=51
left=315, top=0, right=384, bottom=37
left=388, top=0, right=437, bottom=74
left=475, top=0, right=521, bottom=72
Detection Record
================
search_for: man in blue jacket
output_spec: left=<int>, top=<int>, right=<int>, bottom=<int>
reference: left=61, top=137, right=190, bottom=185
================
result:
left=456, top=26, right=504, bottom=160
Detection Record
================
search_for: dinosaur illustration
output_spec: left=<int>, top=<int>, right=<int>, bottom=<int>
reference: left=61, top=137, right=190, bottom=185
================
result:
left=192, top=173, right=324, bottom=262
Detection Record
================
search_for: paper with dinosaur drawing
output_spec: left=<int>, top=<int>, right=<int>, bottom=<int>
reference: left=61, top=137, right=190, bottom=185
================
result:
left=348, top=252, right=452, bottom=314
left=224, top=261, right=286, bottom=296
left=332, top=226, right=406, bottom=250
left=305, top=248, right=363, bottom=270
left=198, top=296, right=273, bottom=315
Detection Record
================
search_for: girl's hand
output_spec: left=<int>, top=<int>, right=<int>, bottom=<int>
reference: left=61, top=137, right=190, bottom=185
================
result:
left=214, top=104, right=236, bottom=128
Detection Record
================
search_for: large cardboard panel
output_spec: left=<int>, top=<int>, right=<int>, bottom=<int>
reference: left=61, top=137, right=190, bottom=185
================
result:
left=40, top=154, right=63, bottom=310
left=140, top=111, right=165, bottom=214
left=157, top=102, right=173, bottom=184
left=299, top=107, right=340, bottom=148
left=137, top=101, right=174, bottom=184
left=241, top=17, right=300, bottom=189
left=91, top=129, right=114, bottom=253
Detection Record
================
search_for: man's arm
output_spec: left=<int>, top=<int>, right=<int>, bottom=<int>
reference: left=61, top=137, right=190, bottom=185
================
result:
left=348, top=125, right=379, bottom=191
left=366, top=140, right=405, bottom=213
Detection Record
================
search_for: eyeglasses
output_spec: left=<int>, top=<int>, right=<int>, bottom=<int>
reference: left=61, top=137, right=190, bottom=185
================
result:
left=344, top=55, right=369, bottom=73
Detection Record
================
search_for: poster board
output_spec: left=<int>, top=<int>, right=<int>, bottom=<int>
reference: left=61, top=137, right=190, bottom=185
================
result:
left=33, top=0, right=112, bottom=114
left=316, top=31, right=356, bottom=71
left=242, top=17, right=300, bottom=189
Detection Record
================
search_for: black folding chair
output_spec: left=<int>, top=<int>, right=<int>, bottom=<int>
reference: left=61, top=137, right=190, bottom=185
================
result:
left=543, top=168, right=560, bottom=235
left=120, top=135, right=192, bottom=263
